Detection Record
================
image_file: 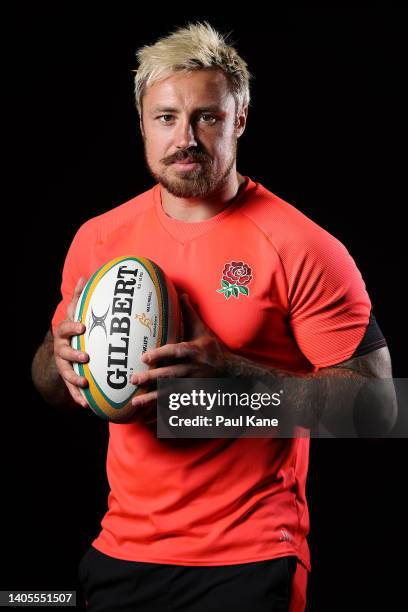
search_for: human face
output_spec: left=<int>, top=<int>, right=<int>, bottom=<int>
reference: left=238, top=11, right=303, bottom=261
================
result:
left=140, top=68, right=246, bottom=198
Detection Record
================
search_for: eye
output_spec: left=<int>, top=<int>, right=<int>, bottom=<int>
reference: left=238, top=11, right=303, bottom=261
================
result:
left=157, top=115, right=174, bottom=124
left=200, top=114, right=217, bottom=125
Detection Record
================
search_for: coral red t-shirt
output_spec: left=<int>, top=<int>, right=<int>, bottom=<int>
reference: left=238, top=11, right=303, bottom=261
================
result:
left=52, top=176, right=372, bottom=607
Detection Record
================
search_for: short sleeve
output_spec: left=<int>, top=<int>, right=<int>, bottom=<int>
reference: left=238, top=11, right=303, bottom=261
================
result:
left=283, top=229, right=372, bottom=369
left=51, top=221, right=95, bottom=335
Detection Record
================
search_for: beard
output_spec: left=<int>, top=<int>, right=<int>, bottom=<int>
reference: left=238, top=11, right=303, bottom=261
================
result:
left=143, top=137, right=238, bottom=199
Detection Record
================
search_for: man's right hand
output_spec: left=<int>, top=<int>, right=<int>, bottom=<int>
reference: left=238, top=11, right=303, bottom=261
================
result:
left=53, top=277, right=89, bottom=408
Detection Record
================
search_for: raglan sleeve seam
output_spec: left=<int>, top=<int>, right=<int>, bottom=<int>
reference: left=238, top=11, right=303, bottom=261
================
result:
left=241, top=211, right=291, bottom=303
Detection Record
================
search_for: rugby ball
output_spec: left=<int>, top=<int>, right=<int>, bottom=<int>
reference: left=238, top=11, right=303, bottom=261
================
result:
left=71, top=256, right=183, bottom=422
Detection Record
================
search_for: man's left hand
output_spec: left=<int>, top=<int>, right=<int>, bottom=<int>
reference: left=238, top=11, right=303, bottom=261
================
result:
left=130, top=293, right=229, bottom=415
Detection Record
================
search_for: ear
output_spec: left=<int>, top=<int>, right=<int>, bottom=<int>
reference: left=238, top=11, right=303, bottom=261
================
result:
left=236, top=105, right=248, bottom=139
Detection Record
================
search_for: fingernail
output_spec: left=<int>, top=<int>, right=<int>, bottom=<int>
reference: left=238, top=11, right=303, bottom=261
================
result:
left=141, top=354, right=149, bottom=363
left=132, top=375, right=140, bottom=385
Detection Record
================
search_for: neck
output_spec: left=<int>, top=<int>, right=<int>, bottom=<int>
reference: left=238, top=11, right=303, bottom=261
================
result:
left=160, top=171, right=246, bottom=222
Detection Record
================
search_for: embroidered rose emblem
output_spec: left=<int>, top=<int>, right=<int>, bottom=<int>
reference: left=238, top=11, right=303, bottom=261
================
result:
left=217, top=261, right=253, bottom=299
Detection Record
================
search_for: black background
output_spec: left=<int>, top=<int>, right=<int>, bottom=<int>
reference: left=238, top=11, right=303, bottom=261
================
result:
left=4, top=5, right=405, bottom=611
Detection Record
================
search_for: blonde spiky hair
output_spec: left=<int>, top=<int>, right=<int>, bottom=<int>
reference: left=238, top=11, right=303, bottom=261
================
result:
left=133, top=21, right=251, bottom=117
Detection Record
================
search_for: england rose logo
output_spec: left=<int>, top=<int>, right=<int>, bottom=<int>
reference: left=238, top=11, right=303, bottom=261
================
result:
left=216, top=261, right=253, bottom=299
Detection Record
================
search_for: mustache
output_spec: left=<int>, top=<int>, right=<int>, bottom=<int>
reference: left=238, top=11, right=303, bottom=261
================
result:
left=162, top=150, right=210, bottom=166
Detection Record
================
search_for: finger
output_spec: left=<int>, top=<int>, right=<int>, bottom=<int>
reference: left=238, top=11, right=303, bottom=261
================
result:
left=57, top=360, right=89, bottom=388
left=125, top=390, right=158, bottom=425
left=67, top=276, right=88, bottom=321
left=180, top=293, right=207, bottom=337
left=57, top=345, right=89, bottom=364
left=141, top=342, right=196, bottom=365
left=57, top=320, right=86, bottom=339
left=65, top=380, right=89, bottom=409
left=73, top=276, right=88, bottom=299
left=132, top=363, right=191, bottom=386
left=131, top=389, right=158, bottom=410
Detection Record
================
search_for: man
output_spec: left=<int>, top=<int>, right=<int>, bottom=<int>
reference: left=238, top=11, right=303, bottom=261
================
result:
left=31, top=21, right=396, bottom=612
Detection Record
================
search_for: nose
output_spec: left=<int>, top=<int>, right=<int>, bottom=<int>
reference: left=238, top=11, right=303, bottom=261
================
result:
left=175, top=119, right=197, bottom=150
